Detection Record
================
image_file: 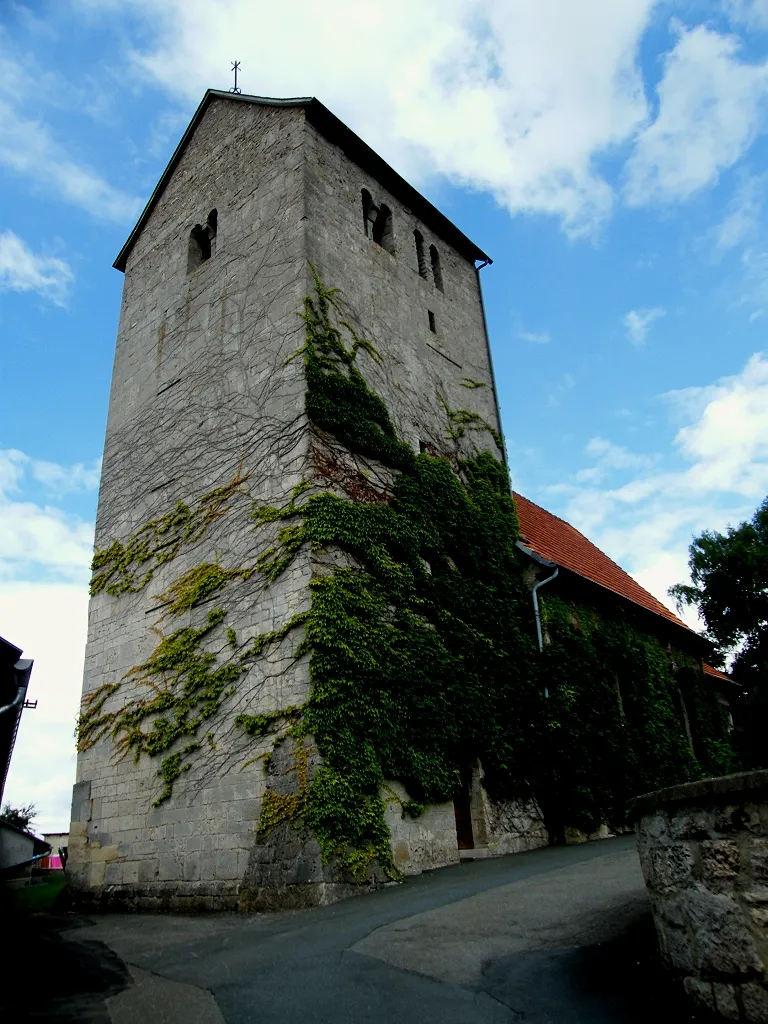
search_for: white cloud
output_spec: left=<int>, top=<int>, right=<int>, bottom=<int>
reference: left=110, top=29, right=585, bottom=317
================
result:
left=671, top=352, right=768, bottom=494
left=624, top=306, right=665, bottom=345
left=0, top=35, right=142, bottom=224
left=547, top=371, right=576, bottom=407
left=732, top=242, right=768, bottom=317
left=725, top=0, right=768, bottom=30
left=0, top=446, right=98, bottom=831
left=518, top=330, right=551, bottom=344
left=625, top=23, right=768, bottom=206
left=0, top=449, right=27, bottom=494
left=0, top=448, right=96, bottom=582
left=65, top=3, right=768, bottom=233
left=0, top=97, right=141, bottom=222
left=0, top=500, right=94, bottom=582
left=546, top=352, right=768, bottom=621
left=79, top=0, right=658, bottom=237
left=575, top=437, right=655, bottom=483
left=31, top=3, right=768, bottom=239
left=1, top=582, right=89, bottom=833
left=714, top=174, right=763, bottom=250
left=30, top=457, right=101, bottom=495
left=0, top=230, right=73, bottom=304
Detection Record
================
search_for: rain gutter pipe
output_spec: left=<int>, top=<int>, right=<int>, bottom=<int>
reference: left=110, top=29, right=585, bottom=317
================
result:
left=0, top=682, right=26, bottom=717
left=515, top=542, right=559, bottom=697
left=0, top=658, right=33, bottom=716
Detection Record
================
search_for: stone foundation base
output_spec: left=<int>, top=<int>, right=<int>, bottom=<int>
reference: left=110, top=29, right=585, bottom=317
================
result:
left=68, top=876, right=377, bottom=914
left=69, top=882, right=242, bottom=913
left=238, top=880, right=375, bottom=912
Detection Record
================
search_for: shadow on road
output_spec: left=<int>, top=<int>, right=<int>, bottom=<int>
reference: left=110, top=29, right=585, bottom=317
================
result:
left=1, top=911, right=131, bottom=1023
left=481, top=912, right=700, bottom=1022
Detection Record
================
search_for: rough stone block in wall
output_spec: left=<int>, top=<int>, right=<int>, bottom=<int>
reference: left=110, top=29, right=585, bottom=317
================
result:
left=382, top=781, right=459, bottom=875
left=482, top=789, right=549, bottom=856
left=634, top=771, right=768, bottom=1022
left=304, top=121, right=501, bottom=462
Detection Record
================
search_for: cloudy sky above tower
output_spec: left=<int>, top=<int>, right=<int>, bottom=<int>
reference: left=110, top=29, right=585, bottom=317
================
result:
left=3, top=0, right=768, bottom=830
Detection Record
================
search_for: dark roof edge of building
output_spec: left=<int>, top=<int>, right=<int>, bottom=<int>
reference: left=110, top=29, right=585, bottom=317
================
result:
left=0, top=655, right=33, bottom=806
left=114, top=90, right=491, bottom=272
left=535, top=555, right=710, bottom=650
left=512, top=497, right=709, bottom=651
left=0, top=636, right=23, bottom=662
left=0, top=817, right=46, bottom=844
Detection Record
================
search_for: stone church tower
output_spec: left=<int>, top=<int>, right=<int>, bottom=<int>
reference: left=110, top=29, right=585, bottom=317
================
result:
left=68, top=91, right=535, bottom=910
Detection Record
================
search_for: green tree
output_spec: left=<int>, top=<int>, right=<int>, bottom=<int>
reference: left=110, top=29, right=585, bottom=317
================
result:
left=670, top=496, right=768, bottom=769
left=0, top=802, right=37, bottom=831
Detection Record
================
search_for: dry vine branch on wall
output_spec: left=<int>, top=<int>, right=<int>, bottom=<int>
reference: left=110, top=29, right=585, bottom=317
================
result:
left=80, top=266, right=736, bottom=873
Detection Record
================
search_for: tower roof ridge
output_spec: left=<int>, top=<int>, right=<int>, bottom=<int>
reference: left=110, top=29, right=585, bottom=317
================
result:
left=113, top=89, right=491, bottom=272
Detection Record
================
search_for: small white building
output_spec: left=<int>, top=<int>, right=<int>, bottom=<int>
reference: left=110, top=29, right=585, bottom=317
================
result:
left=0, top=819, right=48, bottom=876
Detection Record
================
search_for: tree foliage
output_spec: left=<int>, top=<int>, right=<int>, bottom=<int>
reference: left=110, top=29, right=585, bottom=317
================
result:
left=670, top=496, right=768, bottom=767
left=0, top=802, right=37, bottom=832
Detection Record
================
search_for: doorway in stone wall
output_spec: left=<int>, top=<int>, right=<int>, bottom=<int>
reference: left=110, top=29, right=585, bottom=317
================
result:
left=453, top=783, right=475, bottom=850
left=454, top=760, right=490, bottom=855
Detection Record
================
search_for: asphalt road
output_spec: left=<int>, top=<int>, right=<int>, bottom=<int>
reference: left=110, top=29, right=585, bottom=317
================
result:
left=15, top=836, right=700, bottom=1023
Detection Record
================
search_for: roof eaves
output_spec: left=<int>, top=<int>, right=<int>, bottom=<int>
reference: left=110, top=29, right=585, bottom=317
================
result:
left=515, top=540, right=557, bottom=569
left=114, top=90, right=490, bottom=272
left=565, top=570, right=709, bottom=647
left=0, top=636, right=22, bottom=663
left=0, top=818, right=43, bottom=843
left=0, top=656, right=33, bottom=806
left=517, top=544, right=707, bottom=645
left=703, top=664, right=740, bottom=687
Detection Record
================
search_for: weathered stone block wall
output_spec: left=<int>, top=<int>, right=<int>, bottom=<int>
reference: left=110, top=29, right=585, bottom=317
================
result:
left=382, top=774, right=549, bottom=875
left=635, top=771, right=768, bottom=1022
left=239, top=736, right=386, bottom=910
left=383, top=781, right=460, bottom=875
left=482, top=791, right=549, bottom=857
left=303, top=121, right=500, bottom=458
left=70, top=99, right=316, bottom=909
left=72, top=94, right=533, bottom=910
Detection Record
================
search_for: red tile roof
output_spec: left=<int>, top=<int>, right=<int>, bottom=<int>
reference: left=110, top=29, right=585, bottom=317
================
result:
left=703, top=663, right=732, bottom=682
left=513, top=492, right=690, bottom=630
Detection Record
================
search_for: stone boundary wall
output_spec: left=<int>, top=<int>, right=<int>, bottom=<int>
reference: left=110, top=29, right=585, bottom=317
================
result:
left=634, top=770, right=768, bottom=1022
left=383, top=782, right=460, bottom=876
left=382, top=778, right=549, bottom=876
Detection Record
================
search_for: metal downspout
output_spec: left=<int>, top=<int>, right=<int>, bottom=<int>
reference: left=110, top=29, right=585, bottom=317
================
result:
left=532, top=569, right=559, bottom=696
left=532, top=567, right=559, bottom=657
left=515, top=542, right=559, bottom=696
left=0, top=658, right=33, bottom=716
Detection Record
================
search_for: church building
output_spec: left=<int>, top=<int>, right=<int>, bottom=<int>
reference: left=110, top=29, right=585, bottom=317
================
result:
left=68, top=91, right=733, bottom=910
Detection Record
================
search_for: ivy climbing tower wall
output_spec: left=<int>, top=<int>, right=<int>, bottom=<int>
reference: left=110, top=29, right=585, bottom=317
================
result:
left=68, top=91, right=516, bottom=910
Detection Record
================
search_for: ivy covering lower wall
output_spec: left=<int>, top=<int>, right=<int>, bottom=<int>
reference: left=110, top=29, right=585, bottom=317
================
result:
left=78, top=271, right=736, bottom=880
left=530, top=595, right=736, bottom=842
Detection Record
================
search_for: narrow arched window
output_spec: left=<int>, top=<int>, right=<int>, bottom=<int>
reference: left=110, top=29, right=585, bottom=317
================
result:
left=188, top=208, right=217, bottom=273
left=206, top=209, right=217, bottom=257
left=361, top=189, right=374, bottom=238
left=373, top=204, right=394, bottom=254
left=430, top=244, right=443, bottom=291
left=414, top=230, right=427, bottom=278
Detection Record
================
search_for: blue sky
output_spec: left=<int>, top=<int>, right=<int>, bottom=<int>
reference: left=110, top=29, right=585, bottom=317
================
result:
left=3, top=0, right=768, bottom=830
